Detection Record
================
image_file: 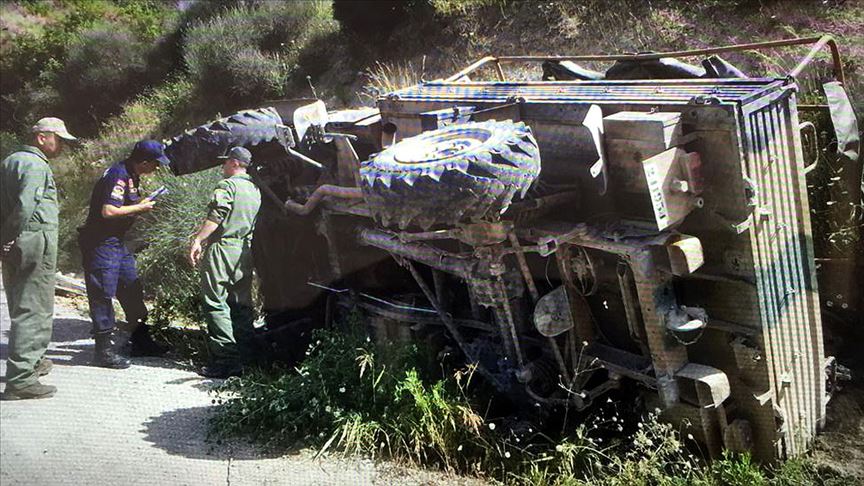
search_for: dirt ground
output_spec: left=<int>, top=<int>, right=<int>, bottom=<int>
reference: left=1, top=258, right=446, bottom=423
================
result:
left=811, top=318, right=864, bottom=479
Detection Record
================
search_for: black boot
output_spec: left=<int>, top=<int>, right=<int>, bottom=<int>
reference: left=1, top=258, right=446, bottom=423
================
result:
left=198, top=362, right=243, bottom=379
left=128, top=324, right=168, bottom=357
left=94, top=331, right=131, bottom=369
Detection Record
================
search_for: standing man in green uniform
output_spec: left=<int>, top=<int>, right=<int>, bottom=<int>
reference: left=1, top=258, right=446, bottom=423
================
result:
left=189, top=147, right=261, bottom=378
left=1, top=117, right=77, bottom=400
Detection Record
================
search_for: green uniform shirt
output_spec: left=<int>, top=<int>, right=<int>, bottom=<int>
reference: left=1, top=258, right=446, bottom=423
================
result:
left=0, top=146, right=59, bottom=244
left=205, top=173, right=261, bottom=242
left=201, top=172, right=261, bottom=366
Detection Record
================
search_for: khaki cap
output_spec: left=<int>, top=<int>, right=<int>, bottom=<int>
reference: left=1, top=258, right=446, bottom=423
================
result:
left=31, top=117, right=77, bottom=141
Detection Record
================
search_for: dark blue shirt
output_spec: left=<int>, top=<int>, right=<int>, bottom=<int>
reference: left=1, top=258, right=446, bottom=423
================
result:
left=81, top=161, right=142, bottom=240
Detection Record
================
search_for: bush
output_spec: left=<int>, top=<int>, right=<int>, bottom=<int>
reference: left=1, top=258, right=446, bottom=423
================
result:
left=211, top=313, right=857, bottom=485
left=211, top=320, right=488, bottom=469
left=0, top=131, right=19, bottom=160
left=183, top=0, right=337, bottom=112
left=333, top=0, right=416, bottom=38
left=54, top=78, right=195, bottom=271
left=134, top=167, right=222, bottom=326
left=56, top=24, right=150, bottom=134
left=0, top=0, right=177, bottom=138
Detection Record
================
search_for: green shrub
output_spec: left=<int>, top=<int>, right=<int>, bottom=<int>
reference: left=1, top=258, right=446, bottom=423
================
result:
left=1, top=1, right=176, bottom=137
left=429, top=0, right=508, bottom=16
left=210, top=317, right=694, bottom=482
left=0, top=131, right=20, bottom=160
left=183, top=1, right=337, bottom=112
left=211, top=320, right=488, bottom=468
left=56, top=24, right=150, bottom=133
left=134, top=167, right=222, bottom=326
left=333, top=0, right=417, bottom=38
left=54, top=78, right=195, bottom=271
left=210, top=313, right=859, bottom=485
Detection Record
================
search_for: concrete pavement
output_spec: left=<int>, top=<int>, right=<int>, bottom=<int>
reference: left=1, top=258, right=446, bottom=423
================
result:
left=0, top=282, right=483, bottom=485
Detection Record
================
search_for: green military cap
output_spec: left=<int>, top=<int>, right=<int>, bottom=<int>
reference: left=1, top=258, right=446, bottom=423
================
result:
left=218, top=146, right=252, bottom=165
left=31, top=117, right=77, bottom=141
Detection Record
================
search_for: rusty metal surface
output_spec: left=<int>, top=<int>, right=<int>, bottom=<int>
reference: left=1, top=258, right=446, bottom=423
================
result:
left=445, top=35, right=844, bottom=85
left=739, top=88, right=826, bottom=457
left=283, top=185, right=363, bottom=215
left=386, top=79, right=783, bottom=106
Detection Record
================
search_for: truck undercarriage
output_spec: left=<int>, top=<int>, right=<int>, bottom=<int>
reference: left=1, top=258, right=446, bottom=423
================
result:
left=164, top=36, right=860, bottom=462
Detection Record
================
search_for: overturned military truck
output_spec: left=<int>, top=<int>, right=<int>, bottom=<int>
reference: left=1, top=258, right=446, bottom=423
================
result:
left=164, top=36, right=860, bottom=462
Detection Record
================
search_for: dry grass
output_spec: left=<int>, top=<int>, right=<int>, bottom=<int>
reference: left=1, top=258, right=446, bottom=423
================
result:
left=360, top=60, right=427, bottom=102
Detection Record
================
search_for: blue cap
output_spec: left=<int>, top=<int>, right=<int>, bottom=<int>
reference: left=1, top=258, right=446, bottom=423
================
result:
left=128, top=140, right=170, bottom=166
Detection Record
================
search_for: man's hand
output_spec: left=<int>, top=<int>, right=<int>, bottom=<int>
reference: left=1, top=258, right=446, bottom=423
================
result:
left=189, top=238, right=204, bottom=267
left=189, top=219, right=219, bottom=266
left=0, top=239, right=16, bottom=261
left=101, top=199, right=156, bottom=219
left=136, top=199, right=156, bottom=212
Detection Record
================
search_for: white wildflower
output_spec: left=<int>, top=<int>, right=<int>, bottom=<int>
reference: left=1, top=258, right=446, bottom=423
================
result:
left=504, top=451, right=511, bottom=459
left=488, top=423, right=496, bottom=430
left=339, top=387, right=346, bottom=393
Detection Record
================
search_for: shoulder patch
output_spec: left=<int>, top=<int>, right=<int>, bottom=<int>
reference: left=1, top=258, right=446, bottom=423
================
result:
left=110, top=181, right=125, bottom=200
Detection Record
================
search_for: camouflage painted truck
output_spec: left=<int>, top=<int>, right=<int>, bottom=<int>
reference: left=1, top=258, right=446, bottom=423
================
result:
left=164, top=36, right=860, bottom=462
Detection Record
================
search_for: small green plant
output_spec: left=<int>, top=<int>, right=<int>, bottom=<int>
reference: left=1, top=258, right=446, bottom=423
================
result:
left=709, top=451, right=768, bottom=486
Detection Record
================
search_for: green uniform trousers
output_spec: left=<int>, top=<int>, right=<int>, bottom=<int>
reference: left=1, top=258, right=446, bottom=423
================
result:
left=201, top=238, right=255, bottom=366
left=2, top=228, right=57, bottom=388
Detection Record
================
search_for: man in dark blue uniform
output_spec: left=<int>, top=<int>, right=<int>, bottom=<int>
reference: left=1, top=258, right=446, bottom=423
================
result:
left=79, top=140, right=170, bottom=368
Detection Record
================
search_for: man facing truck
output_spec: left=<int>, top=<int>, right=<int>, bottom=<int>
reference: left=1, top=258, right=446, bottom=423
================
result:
left=189, top=146, right=262, bottom=379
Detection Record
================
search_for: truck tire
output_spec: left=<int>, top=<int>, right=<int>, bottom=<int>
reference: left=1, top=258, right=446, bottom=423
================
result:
left=360, top=120, right=541, bottom=229
left=165, top=107, right=289, bottom=176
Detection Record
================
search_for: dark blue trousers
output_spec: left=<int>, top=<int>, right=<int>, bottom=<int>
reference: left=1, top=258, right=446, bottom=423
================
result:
left=79, top=235, right=147, bottom=334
